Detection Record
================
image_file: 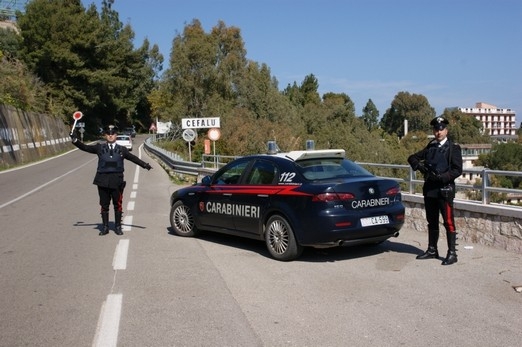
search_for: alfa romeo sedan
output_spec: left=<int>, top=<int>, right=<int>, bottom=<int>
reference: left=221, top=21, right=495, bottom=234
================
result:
left=169, top=149, right=405, bottom=261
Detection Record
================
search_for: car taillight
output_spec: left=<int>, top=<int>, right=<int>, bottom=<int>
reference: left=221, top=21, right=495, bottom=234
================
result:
left=386, top=187, right=401, bottom=196
left=312, top=192, right=355, bottom=202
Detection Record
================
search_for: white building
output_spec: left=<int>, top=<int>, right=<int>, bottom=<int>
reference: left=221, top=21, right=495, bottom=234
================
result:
left=458, top=102, right=517, bottom=140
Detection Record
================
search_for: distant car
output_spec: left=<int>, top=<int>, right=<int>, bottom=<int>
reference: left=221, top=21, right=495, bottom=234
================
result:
left=115, top=135, right=133, bottom=151
left=123, top=127, right=136, bottom=138
left=169, top=149, right=405, bottom=261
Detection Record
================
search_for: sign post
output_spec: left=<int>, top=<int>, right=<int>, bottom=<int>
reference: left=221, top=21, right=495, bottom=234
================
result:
left=207, top=128, right=221, bottom=168
left=182, top=128, right=197, bottom=161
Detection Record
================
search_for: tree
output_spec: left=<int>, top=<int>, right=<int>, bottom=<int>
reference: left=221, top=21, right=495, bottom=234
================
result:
left=18, top=0, right=90, bottom=118
left=380, top=91, right=435, bottom=136
left=360, top=99, right=379, bottom=131
left=162, top=19, right=227, bottom=120
left=322, top=92, right=355, bottom=123
left=0, top=55, right=49, bottom=111
left=300, top=74, right=321, bottom=105
left=0, top=27, right=21, bottom=59
left=476, top=142, right=522, bottom=190
left=17, top=0, right=160, bottom=131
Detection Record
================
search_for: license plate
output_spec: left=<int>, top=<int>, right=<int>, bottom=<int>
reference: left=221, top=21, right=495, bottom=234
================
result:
left=360, top=215, right=389, bottom=227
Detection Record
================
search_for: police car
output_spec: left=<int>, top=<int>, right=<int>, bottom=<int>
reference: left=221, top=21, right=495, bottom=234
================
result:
left=169, top=149, right=405, bottom=261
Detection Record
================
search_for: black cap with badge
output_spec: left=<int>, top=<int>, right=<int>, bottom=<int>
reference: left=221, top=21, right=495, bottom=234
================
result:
left=103, top=125, right=118, bottom=135
left=430, top=116, right=449, bottom=130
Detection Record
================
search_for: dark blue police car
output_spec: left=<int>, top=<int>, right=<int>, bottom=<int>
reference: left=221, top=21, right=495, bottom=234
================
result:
left=169, top=149, right=405, bottom=261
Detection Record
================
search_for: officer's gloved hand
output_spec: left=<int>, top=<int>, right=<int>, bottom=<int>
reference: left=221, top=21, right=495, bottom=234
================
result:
left=144, top=163, right=152, bottom=171
left=418, top=164, right=428, bottom=175
left=70, top=132, right=78, bottom=143
left=427, top=171, right=442, bottom=182
left=439, top=172, right=450, bottom=184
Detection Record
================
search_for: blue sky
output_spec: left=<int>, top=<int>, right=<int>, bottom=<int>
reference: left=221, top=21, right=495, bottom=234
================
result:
left=83, top=0, right=522, bottom=125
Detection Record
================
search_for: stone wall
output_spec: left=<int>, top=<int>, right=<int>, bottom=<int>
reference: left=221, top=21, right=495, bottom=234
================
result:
left=0, top=105, right=72, bottom=168
left=403, top=194, right=522, bottom=254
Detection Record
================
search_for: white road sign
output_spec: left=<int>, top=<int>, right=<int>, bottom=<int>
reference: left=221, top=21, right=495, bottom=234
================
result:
left=182, top=117, right=220, bottom=129
left=182, top=129, right=197, bottom=142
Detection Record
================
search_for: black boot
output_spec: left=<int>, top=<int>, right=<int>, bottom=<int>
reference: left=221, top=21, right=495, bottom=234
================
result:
left=416, top=246, right=439, bottom=259
left=100, top=212, right=109, bottom=236
left=416, top=228, right=439, bottom=259
left=442, top=232, right=458, bottom=265
left=114, top=210, right=123, bottom=235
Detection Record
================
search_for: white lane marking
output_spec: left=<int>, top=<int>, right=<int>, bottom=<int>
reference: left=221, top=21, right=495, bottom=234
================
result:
left=92, top=293, right=123, bottom=347
left=112, top=239, right=129, bottom=271
left=0, top=158, right=95, bottom=210
left=133, top=165, right=140, bottom=183
left=92, top=144, right=147, bottom=346
left=122, top=216, right=133, bottom=232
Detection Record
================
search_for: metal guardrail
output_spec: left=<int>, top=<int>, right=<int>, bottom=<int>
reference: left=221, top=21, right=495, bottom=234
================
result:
left=144, top=136, right=202, bottom=176
left=357, top=162, right=522, bottom=206
left=145, top=136, right=521, bottom=207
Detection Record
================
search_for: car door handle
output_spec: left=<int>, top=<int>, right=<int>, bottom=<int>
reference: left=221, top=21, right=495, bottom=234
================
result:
left=223, top=193, right=232, bottom=196
left=257, top=194, right=269, bottom=197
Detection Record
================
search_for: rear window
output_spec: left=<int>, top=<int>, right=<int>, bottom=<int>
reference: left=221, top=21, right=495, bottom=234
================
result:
left=296, top=158, right=372, bottom=180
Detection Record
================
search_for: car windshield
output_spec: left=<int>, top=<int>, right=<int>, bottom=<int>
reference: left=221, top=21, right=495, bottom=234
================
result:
left=296, top=158, right=372, bottom=180
left=116, top=136, right=129, bottom=141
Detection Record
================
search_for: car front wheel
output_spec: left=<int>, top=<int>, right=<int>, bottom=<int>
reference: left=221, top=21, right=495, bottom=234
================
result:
left=170, top=200, right=199, bottom=237
left=264, top=215, right=303, bottom=261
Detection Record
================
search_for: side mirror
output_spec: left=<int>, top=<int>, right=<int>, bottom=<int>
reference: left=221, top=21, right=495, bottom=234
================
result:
left=202, top=175, right=212, bottom=186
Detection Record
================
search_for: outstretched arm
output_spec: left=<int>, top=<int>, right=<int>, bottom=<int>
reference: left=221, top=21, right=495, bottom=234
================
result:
left=70, top=132, right=98, bottom=154
left=121, top=147, right=152, bottom=170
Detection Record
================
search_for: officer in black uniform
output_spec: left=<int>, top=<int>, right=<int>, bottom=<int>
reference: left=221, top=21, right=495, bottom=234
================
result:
left=71, top=125, right=152, bottom=236
left=408, top=116, right=463, bottom=265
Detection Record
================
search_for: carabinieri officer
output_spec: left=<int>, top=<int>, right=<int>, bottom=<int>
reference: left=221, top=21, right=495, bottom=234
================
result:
left=408, top=116, right=463, bottom=265
left=71, top=125, right=152, bottom=236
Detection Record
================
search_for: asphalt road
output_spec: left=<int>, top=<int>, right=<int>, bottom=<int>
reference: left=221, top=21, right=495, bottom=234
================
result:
left=1, top=135, right=521, bottom=347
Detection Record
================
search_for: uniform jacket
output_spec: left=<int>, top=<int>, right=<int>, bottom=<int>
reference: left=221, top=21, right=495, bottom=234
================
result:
left=73, top=140, right=149, bottom=189
left=408, top=139, right=463, bottom=198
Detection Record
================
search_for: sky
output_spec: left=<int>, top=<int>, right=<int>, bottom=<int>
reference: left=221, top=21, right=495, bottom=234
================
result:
left=82, top=0, right=522, bottom=125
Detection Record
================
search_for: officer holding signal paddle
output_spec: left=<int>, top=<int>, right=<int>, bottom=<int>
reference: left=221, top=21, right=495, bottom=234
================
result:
left=70, top=120, right=152, bottom=236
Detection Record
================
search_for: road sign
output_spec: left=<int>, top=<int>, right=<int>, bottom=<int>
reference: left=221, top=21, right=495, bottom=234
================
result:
left=182, top=128, right=197, bottom=142
left=182, top=117, right=220, bottom=129
left=208, top=128, right=221, bottom=141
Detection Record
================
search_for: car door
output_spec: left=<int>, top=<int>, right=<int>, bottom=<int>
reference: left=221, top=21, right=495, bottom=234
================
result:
left=230, top=159, right=279, bottom=236
left=197, top=159, right=251, bottom=231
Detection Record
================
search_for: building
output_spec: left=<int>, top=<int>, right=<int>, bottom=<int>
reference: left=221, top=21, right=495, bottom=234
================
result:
left=458, top=102, right=517, bottom=141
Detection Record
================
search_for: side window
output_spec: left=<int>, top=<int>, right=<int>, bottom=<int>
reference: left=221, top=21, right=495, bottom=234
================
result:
left=246, top=160, right=277, bottom=185
left=213, top=160, right=249, bottom=185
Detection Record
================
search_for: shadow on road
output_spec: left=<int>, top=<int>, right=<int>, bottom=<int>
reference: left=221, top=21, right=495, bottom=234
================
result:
left=167, top=226, right=422, bottom=263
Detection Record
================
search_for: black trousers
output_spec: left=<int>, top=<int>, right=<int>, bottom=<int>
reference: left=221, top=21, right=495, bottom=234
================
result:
left=98, top=186, right=123, bottom=213
left=424, top=196, right=456, bottom=234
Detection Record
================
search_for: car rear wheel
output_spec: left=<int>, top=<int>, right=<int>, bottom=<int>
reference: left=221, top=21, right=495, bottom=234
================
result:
left=264, top=215, right=303, bottom=261
left=170, top=200, right=199, bottom=237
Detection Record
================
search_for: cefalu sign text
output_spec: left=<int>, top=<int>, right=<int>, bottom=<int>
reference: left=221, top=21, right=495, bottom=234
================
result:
left=182, top=117, right=220, bottom=129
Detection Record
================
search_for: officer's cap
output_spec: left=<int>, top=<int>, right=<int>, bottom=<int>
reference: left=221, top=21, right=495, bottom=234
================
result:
left=103, top=125, right=118, bottom=135
left=430, top=116, right=449, bottom=130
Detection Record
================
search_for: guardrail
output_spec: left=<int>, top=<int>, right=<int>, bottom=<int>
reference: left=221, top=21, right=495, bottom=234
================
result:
left=145, top=136, right=521, bottom=208
left=357, top=162, right=522, bottom=206
left=144, top=136, right=202, bottom=176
